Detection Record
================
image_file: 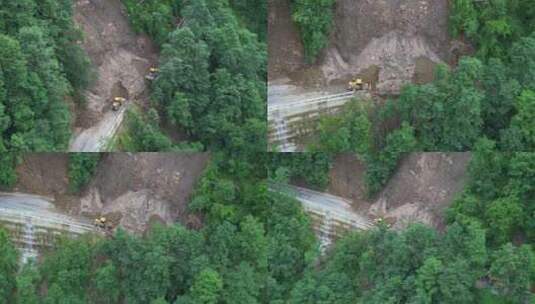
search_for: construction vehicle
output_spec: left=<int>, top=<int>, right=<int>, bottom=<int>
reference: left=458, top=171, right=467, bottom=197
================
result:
left=112, top=97, right=126, bottom=111
left=94, top=217, right=113, bottom=231
left=347, top=78, right=367, bottom=92
left=145, top=67, right=160, bottom=81
left=374, top=217, right=391, bottom=228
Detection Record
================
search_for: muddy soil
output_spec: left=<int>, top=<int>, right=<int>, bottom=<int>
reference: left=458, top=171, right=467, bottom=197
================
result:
left=70, top=0, right=159, bottom=150
left=14, top=153, right=210, bottom=234
left=326, top=153, right=471, bottom=229
left=268, top=0, right=305, bottom=80
left=15, top=154, right=70, bottom=197
left=327, top=153, right=370, bottom=212
left=269, top=0, right=471, bottom=95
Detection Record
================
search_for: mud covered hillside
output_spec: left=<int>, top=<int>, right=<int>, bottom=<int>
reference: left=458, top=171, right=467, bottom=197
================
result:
left=13, top=153, right=210, bottom=233
left=328, top=153, right=471, bottom=229
left=269, top=0, right=469, bottom=94
left=69, top=0, right=159, bottom=151
left=322, top=0, right=456, bottom=93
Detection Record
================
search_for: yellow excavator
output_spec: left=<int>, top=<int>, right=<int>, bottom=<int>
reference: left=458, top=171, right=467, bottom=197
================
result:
left=112, top=97, right=126, bottom=111
left=94, top=217, right=113, bottom=231
left=347, top=78, right=367, bottom=92
left=145, top=67, right=160, bottom=81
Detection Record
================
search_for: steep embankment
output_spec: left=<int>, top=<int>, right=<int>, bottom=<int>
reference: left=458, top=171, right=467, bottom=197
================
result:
left=326, top=153, right=471, bottom=229
left=13, top=153, right=210, bottom=233
left=269, top=0, right=469, bottom=95
left=69, top=0, right=159, bottom=151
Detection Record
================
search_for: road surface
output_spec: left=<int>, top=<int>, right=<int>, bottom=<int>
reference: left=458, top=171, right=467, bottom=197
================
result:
left=69, top=105, right=127, bottom=152
left=288, top=185, right=373, bottom=229
left=0, top=193, right=96, bottom=262
left=268, top=79, right=369, bottom=151
left=271, top=184, right=373, bottom=250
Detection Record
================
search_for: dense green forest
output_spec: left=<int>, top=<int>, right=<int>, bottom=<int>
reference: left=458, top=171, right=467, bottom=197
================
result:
left=289, top=0, right=335, bottom=61
left=0, top=0, right=93, bottom=153
left=1, top=150, right=533, bottom=302
left=0, top=152, right=314, bottom=304
left=119, top=0, right=267, bottom=152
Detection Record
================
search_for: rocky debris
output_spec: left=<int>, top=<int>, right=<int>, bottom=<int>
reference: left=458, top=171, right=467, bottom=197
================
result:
left=70, top=0, right=159, bottom=149
left=368, top=153, right=471, bottom=229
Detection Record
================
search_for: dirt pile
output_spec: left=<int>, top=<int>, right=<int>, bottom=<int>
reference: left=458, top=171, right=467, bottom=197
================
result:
left=332, top=0, right=450, bottom=62
left=80, top=153, right=210, bottom=233
left=327, top=153, right=471, bottom=229
left=322, top=0, right=452, bottom=94
left=14, top=153, right=210, bottom=234
left=15, top=154, right=70, bottom=197
left=372, top=153, right=471, bottom=229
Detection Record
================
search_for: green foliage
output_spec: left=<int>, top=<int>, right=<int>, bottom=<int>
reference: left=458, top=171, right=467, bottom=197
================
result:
left=15, top=263, right=40, bottom=304
left=122, top=0, right=183, bottom=44
left=291, top=0, right=336, bottom=61
left=122, top=0, right=266, bottom=153
left=500, top=89, right=535, bottom=150
left=189, top=268, right=223, bottom=304
left=363, top=122, right=416, bottom=196
left=267, top=152, right=332, bottom=190
left=307, top=100, right=416, bottom=196
left=0, top=0, right=92, bottom=152
left=40, top=237, right=94, bottom=303
left=396, top=58, right=484, bottom=151
left=450, top=0, right=535, bottom=60
left=120, top=108, right=174, bottom=152
left=448, top=143, right=535, bottom=247
left=2, top=154, right=534, bottom=303
left=288, top=223, right=491, bottom=303
left=0, top=154, right=17, bottom=187
left=0, top=229, right=18, bottom=304
left=489, top=244, right=535, bottom=303
left=309, top=101, right=372, bottom=155
left=230, top=0, right=267, bottom=41
left=68, top=153, right=101, bottom=192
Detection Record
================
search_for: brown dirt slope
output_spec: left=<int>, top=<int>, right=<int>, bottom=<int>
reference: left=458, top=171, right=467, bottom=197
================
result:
left=327, top=153, right=471, bottom=229
left=14, top=153, right=210, bottom=233
left=332, top=0, right=450, bottom=62
left=268, top=0, right=305, bottom=80
left=15, top=154, right=69, bottom=197
left=327, top=153, right=370, bottom=212
left=269, top=0, right=469, bottom=94
left=73, top=0, right=158, bottom=128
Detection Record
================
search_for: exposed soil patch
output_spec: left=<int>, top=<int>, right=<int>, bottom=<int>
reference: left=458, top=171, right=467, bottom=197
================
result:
left=324, top=153, right=471, bottom=229
left=14, top=154, right=81, bottom=215
left=327, top=153, right=370, bottom=212
left=15, top=154, right=70, bottom=197
left=413, top=56, right=438, bottom=84
left=70, top=0, right=159, bottom=150
left=268, top=0, right=471, bottom=95
left=13, top=153, right=210, bottom=234
left=80, top=153, right=210, bottom=233
left=268, top=0, right=305, bottom=80
left=371, top=153, right=471, bottom=230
